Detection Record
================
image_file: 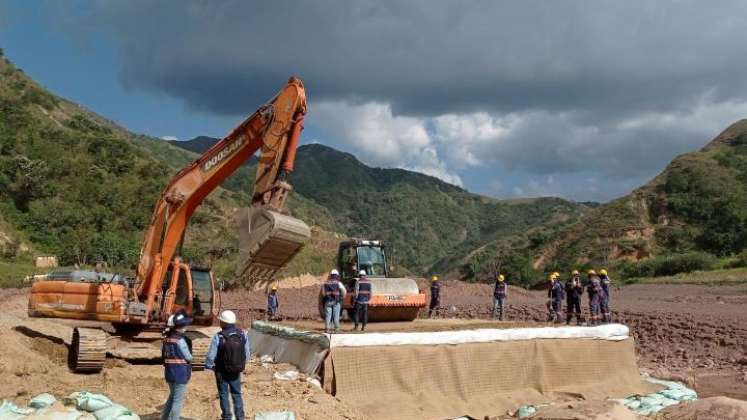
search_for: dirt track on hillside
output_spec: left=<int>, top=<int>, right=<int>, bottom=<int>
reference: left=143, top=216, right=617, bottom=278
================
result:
left=222, top=280, right=747, bottom=401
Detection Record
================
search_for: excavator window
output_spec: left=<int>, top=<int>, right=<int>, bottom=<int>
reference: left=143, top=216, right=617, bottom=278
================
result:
left=174, top=269, right=189, bottom=306
left=191, top=269, right=213, bottom=316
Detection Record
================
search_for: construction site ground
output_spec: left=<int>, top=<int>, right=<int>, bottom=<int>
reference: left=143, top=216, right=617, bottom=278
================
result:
left=1, top=278, right=746, bottom=419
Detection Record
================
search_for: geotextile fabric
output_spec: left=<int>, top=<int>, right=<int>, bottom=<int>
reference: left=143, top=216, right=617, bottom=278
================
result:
left=323, top=337, right=654, bottom=420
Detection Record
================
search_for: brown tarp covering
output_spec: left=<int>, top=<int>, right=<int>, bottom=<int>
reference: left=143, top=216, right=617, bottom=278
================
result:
left=324, top=337, right=655, bottom=420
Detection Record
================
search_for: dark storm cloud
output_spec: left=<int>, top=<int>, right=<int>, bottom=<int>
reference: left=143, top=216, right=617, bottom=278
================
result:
left=62, top=1, right=747, bottom=119
left=48, top=1, right=747, bottom=200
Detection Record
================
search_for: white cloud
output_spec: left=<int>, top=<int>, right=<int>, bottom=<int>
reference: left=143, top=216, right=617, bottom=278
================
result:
left=313, top=100, right=462, bottom=186
left=311, top=97, right=747, bottom=201
left=160, top=135, right=178, bottom=141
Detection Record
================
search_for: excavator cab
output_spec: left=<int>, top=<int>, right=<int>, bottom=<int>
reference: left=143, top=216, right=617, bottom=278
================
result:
left=158, top=260, right=217, bottom=326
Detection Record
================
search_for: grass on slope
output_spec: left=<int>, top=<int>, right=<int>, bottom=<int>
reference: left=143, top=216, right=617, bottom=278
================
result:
left=627, top=267, right=747, bottom=286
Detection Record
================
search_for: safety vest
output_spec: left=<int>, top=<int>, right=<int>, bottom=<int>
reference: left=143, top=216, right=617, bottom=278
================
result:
left=494, top=281, right=507, bottom=298
left=267, top=293, right=279, bottom=309
left=323, top=280, right=341, bottom=303
left=356, top=279, right=372, bottom=304
left=162, top=332, right=191, bottom=384
left=588, top=277, right=602, bottom=295
left=565, top=279, right=582, bottom=300
left=430, top=283, right=440, bottom=302
left=550, top=281, right=564, bottom=300
left=600, top=276, right=611, bottom=295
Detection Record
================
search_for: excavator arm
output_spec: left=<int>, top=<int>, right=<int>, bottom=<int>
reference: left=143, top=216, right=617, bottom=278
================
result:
left=135, top=77, right=310, bottom=321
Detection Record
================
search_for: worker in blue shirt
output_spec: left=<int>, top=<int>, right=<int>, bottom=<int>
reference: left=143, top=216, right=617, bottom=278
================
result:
left=205, top=310, right=252, bottom=420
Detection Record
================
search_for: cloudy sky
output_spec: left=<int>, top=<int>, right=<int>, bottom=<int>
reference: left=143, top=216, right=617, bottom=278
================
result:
left=2, top=1, right=747, bottom=202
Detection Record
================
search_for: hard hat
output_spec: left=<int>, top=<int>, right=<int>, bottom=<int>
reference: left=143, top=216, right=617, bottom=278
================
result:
left=218, top=310, right=237, bottom=324
left=548, top=273, right=555, bottom=280
left=431, top=275, right=439, bottom=281
left=359, top=270, right=367, bottom=276
left=498, top=274, right=505, bottom=282
left=330, top=269, right=339, bottom=276
left=588, top=269, right=596, bottom=275
left=166, top=314, right=175, bottom=327
left=572, top=270, right=580, bottom=276
left=271, top=285, right=278, bottom=291
left=599, top=269, right=608, bottom=276
left=172, top=310, right=191, bottom=328
left=552, top=271, right=560, bottom=278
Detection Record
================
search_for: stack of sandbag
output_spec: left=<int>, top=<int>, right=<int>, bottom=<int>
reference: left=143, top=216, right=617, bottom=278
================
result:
left=615, top=378, right=698, bottom=416
left=0, top=392, right=139, bottom=420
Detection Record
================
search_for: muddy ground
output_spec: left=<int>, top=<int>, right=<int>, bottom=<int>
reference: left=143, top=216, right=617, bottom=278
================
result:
left=0, top=288, right=363, bottom=420
left=223, top=279, right=747, bottom=401
left=1, top=280, right=745, bottom=419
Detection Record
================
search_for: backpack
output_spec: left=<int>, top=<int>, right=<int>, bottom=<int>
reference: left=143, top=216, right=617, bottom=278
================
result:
left=219, top=330, right=246, bottom=375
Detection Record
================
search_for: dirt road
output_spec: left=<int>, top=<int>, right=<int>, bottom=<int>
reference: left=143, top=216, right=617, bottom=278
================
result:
left=222, top=279, right=747, bottom=400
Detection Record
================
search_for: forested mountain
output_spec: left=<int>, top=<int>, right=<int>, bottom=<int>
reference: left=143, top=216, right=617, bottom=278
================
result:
left=1, top=50, right=587, bottom=285
left=534, top=119, right=747, bottom=278
left=171, top=138, right=588, bottom=281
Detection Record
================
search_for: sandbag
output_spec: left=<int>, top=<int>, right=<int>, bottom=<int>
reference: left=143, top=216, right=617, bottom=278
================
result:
left=29, top=406, right=92, bottom=420
left=68, top=392, right=113, bottom=413
left=0, top=400, right=34, bottom=419
left=93, top=404, right=138, bottom=420
left=254, top=411, right=296, bottom=420
left=616, top=378, right=698, bottom=415
left=27, top=394, right=56, bottom=410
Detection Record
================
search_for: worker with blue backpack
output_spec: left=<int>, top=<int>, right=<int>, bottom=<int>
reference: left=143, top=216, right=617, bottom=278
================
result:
left=205, top=310, right=251, bottom=420
left=161, top=310, right=192, bottom=420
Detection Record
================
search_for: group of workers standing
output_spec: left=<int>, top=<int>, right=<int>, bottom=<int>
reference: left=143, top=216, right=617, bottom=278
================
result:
left=548, top=269, right=613, bottom=325
left=427, top=269, right=613, bottom=325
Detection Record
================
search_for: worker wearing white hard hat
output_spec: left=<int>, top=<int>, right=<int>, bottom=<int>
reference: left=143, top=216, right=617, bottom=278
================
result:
left=160, top=309, right=192, bottom=420
left=321, top=268, right=346, bottom=333
left=352, top=270, right=372, bottom=331
left=205, top=309, right=251, bottom=420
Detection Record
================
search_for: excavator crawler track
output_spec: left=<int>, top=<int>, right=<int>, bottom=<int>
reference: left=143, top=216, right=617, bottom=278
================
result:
left=71, top=327, right=107, bottom=373
left=188, top=336, right=210, bottom=371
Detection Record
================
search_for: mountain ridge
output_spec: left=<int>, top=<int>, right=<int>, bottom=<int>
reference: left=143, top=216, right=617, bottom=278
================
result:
left=533, top=119, right=747, bottom=274
left=0, top=51, right=586, bottom=285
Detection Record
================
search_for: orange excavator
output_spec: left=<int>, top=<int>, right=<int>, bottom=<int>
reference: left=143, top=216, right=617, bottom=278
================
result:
left=28, top=77, right=311, bottom=372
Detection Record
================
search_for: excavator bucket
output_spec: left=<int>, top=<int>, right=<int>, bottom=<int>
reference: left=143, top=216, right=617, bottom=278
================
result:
left=237, top=208, right=311, bottom=287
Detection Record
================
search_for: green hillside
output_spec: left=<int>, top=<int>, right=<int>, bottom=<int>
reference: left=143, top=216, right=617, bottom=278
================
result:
left=1, top=50, right=587, bottom=286
left=171, top=138, right=589, bottom=282
left=0, top=53, right=244, bottom=269
left=0, top=53, right=343, bottom=284
left=535, top=119, right=747, bottom=277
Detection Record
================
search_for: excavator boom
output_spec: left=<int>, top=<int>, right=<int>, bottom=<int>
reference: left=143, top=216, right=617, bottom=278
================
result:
left=136, top=77, right=310, bottom=320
